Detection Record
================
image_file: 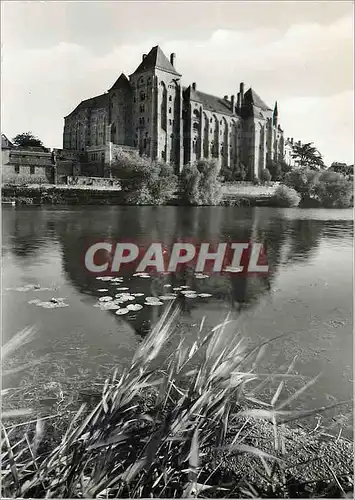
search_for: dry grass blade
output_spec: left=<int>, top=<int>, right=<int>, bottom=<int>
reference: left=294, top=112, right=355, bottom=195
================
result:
left=276, top=373, right=322, bottom=411
left=2, top=326, right=37, bottom=360
left=2, top=408, right=33, bottom=419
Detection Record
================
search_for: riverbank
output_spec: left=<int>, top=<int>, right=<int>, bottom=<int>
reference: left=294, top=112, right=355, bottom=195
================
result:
left=2, top=376, right=353, bottom=498
left=2, top=312, right=353, bottom=498
left=1, top=183, right=277, bottom=207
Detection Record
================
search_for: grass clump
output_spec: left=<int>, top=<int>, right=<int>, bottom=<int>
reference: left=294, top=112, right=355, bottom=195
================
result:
left=2, top=306, right=353, bottom=498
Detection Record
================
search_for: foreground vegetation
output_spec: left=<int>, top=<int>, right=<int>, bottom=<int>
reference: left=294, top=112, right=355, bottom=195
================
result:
left=2, top=307, right=353, bottom=498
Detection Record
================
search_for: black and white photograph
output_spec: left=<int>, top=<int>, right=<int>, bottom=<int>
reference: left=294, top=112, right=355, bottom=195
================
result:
left=1, top=1, right=354, bottom=498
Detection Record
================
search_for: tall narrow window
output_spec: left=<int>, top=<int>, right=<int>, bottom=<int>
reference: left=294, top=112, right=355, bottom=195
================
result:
left=15, top=165, right=20, bottom=174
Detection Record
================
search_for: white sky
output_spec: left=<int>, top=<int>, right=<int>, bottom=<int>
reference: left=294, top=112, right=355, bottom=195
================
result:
left=1, top=1, right=353, bottom=165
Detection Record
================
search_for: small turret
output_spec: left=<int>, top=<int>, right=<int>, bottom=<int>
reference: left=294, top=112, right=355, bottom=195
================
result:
left=236, top=92, right=240, bottom=113
left=273, top=101, right=278, bottom=127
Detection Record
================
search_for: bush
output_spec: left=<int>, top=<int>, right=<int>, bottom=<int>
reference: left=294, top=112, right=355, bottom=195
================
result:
left=260, top=168, right=271, bottom=183
left=253, top=176, right=261, bottom=186
left=284, top=168, right=319, bottom=201
left=272, top=185, right=301, bottom=207
left=267, top=160, right=282, bottom=181
left=110, top=150, right=177, bottom=205
left=314, top=171, right=353, bottom=208
left=180, top=160, right=222, bottom=205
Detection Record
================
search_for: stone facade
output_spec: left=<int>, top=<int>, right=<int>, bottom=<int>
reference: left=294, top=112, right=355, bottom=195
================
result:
left=284, top=137, right=297, bottom=167
left=63, top=45, right=288, bottom=180
left=1, top=136, right=54, bottom=185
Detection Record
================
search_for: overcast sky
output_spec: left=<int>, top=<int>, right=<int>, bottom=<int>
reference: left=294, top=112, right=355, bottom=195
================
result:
left=1, top=1, right=353, bottom=165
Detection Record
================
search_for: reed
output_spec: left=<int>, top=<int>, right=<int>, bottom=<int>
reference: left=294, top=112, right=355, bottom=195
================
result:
left=1, top=305, right=353, bottom=498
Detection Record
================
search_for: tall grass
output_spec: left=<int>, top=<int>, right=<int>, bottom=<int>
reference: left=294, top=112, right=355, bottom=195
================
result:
left=1, top=306, right=353, bottom=498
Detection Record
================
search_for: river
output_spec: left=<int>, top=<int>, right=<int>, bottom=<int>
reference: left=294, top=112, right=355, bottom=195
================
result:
left=2, top=205, right=353, bottom=434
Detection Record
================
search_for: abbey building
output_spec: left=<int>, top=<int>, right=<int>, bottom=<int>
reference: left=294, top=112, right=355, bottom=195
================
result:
left=63, top=45, right=286, bottom=180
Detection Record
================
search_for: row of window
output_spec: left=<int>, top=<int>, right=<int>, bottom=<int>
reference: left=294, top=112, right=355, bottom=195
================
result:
left=13, top=165, right=37, bottom=174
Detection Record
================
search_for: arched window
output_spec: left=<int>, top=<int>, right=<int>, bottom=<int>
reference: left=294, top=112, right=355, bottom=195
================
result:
left=140, top=91, right=146, bottom=101
left=139, top=77, right=144, bottom=86
left=147, top=77, right=152, bottom=85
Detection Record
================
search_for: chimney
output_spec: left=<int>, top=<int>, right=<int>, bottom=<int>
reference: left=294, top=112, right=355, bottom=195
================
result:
left=239, top=82, right=244, bottom=104
left=170, top=53, right=176, bottom=66
left=192, top=82, right=196, bottom=91
left=291, top=137, right=294, bottom=144
left=236, top=92, right=240, bottom=112
left=224, top=95, right=228, bottom=100
left=142, top=54, right=147, bottom=61
left=231, top=94, right=235, bottom=113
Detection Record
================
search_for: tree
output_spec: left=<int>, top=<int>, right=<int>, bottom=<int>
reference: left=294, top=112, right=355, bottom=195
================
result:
left=266, top=160, right=282, bottom=181
left=291, top=142, right=324, bottom=170
left=329, top=162, right=354, bottom=178
left=284, top=168, right=320, bottom=202
left=260, top=168, right=271, bottom=183
left=110, top=150, right=177, bottom=205
left=180, top=160, right=222, bottom=205
left=12, top=132, right=44, bottom=148
left=314, top=171, right=353, bottom=208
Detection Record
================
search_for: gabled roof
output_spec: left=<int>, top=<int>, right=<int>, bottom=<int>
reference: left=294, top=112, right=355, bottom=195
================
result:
left=65, top=93, right=108, bottom=118
left=243, top=88, right=271, bottom=111
left=1, top=134, right=14, bottom=149
left=109, top=73, right=131, bottom=91
left=184, top=86, right=236, bottom=116
left=131, top=45, right=181, bottom=76
left=194, top=90, right=235, bottom=116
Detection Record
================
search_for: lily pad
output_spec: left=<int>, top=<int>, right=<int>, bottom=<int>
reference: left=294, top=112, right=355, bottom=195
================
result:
left=115, top=308, right=129, bottom=315
left=127, top=304, right=143, bottom=311
left=99, top=296, right=113, bottom=302
left=97, top=289, right=109, bottom=292
left=159, top=295, right=177, bottom=301
left=198, top=293, right=212, bottom=298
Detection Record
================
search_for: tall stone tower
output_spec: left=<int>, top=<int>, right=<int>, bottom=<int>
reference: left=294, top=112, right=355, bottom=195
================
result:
left=129, top=46, right=184, bottom=173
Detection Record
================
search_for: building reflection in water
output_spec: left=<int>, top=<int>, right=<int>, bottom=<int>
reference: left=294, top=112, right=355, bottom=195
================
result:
left=51, top=206, right=331, bottom=338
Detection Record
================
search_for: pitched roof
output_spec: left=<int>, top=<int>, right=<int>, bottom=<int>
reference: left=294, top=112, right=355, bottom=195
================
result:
left=131, top=45, right=181, bottom=76
left=1, top=134, right=14, bottom=149
left=109, top=73, right=131, bottom=91
left=193, top=90, right=235, bottom=116
left=65, top=93, right=108, bottom=118
left=243, top=88, right=271, bottom=111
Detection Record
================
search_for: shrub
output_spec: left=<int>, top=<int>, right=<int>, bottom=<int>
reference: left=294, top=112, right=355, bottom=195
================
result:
left=260, top=168, right=271, bottom=183
left=253, top=176, right=261, bottom=186
left=314, top=171, right=353, bottom=208
left=272, top=185, right=301, bottom=207
left=284, top=168, right=319, bottom=201
left=180, top=160, right=222, bottom=205
left=267, top=160, right=282, bottom=181
left=111, top=150, right=177, bottom=205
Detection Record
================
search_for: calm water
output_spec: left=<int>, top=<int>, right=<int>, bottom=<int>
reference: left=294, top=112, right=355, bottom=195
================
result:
left=2, top=206, right=353, bottom=432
